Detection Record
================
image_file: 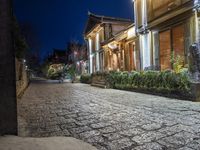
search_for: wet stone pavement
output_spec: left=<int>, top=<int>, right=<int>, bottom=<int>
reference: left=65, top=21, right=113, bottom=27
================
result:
left=18, top=80, right=200, bottom=150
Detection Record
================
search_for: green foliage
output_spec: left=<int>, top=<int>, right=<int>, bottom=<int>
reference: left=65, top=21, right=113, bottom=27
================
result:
left=47, top=67, right=61, bottom=79
left=171, top=53, right=184, bottom=74
left=106, top=71, right=121, bottom=88
left=46, top=64, right=77, bottom=80
left=80, top=74, right=91, bottom=84
left=41, top=61, right=50, bottom=77
left=107, top=69, right=191, bottom=94
left=67, top=65, right=76, bottom=77
left=47, top=64, right=63, bottom=79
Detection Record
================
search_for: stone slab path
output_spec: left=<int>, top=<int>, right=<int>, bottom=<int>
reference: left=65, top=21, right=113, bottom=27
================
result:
left=18, top=80, right=200, bottom=150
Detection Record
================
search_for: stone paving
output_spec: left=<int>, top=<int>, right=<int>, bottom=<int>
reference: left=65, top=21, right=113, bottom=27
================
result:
left=18, top=80, right=200, bottom=150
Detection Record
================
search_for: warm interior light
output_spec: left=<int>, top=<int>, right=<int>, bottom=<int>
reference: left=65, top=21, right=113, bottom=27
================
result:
left=127, top=27, right=135, bottom=39
left=108, top=43, right=118, bottom=50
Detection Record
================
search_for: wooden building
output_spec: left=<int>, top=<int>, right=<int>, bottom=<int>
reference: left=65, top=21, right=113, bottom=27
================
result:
left=134, top=0, right=197, bottom=70
left=84, top=1, right=200, bottom=74
left=84, top=12, right=132, bottom=73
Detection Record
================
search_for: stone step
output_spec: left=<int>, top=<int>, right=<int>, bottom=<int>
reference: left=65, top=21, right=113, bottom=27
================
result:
left=93, top=81, right=106, bottom=85
left=91, top=83, right=107, bottom=89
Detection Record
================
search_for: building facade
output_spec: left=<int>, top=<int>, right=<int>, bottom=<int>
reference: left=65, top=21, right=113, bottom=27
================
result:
left=134, top=0, right=198, bottom=70
left=84, top=1, right=200, bottom=74
left=84, top=12, right=132, bottom=73
left=102, top=24, right=141, bottom=71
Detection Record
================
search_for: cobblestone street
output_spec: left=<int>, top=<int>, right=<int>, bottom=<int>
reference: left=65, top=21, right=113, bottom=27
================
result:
left=18, top=80, right=200, bottom=150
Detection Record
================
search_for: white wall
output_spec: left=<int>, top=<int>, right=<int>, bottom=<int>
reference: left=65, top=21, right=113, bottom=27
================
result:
left=152, top=31, right=159, bottom=67
left=127, top=27, right=136, bottom=40
left=140, top=33, right=151, bottom=70
left=88, top=38, right=93, bottom=74
left=96, top=32, right=100, bottom=71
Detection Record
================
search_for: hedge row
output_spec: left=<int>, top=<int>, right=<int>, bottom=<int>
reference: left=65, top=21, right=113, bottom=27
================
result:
left=107, top=70, right=191, bottom=94
left=80, top=70, right=192, bottom=96
left=80, top=74, right=91, bottom=84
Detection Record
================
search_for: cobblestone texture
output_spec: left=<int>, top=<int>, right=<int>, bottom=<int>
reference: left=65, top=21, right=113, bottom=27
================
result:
left=18, top=80, right=200, bottom=150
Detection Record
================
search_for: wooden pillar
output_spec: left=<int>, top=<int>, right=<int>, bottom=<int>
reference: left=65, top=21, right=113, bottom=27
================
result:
left=0, top=0, right=18, bottom=135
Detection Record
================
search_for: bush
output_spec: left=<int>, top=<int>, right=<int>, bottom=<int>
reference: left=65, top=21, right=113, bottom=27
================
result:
left=80, top=74, right=91, bottom=84
left=47, top=64, right=64, bottom=79
left=171, top=53, right=184, bottom=74
left=91, top=71, right=109, bottom=86
left=47, top=68, right=61, bottom=79
left=107, top=69, right=191, bottom=95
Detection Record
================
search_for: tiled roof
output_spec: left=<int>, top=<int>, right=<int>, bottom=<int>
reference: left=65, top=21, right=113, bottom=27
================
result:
left=88, top=12, right=132, bottom=23
left=84, top=12, right=133, bottom=35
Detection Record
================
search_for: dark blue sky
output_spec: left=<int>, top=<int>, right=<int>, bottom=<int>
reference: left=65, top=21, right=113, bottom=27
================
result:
left=14, top=0, right=134, bottom=58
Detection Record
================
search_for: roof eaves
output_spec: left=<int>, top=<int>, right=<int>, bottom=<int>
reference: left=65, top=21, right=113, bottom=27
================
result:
left=89, top=12, right=132, bottom=23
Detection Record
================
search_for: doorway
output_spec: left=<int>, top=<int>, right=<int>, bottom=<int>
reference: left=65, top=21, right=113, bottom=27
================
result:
left=159, top=24, right=185, bottom=70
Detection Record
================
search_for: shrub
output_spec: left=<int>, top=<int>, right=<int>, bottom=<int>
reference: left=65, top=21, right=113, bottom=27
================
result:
left=107, top=69, right=191, bottom=95
left=171, top=53, right=184, bottom=74
left=47, top=64, right=64, bottom=79
left=80, top=74, right=91, bottom=84
left=107, top=71, right=121, bottom=88
left=47, top=67, right=61, bottom=79
left=142, top=71, right=159, bottom=88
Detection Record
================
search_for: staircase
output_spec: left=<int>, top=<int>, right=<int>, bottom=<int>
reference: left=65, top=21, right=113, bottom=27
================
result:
left=91, top=80, right=107, bottom=88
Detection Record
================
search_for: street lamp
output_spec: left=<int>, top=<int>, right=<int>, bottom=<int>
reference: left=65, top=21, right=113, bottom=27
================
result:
left=74, top=51, right=78, bottom=55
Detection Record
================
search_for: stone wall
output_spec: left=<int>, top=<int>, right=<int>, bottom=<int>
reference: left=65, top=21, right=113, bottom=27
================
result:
left=0, top=0, right=18, bottom=135
left=15, top=58, right=29, bottom=98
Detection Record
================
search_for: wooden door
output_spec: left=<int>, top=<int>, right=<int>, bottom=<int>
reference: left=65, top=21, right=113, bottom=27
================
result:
left=159, top=30, right=171, bottom=70
left=124, top=44, right=129, bottom=71
left=128, top=42, right=136, bottom=71
left=172, top=25, right=185, bottom=59
left=129, top=43, right=134, bottom=71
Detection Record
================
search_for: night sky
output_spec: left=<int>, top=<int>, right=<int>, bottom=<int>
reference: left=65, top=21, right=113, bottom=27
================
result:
left=13, top=0, right=134, bottom=58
